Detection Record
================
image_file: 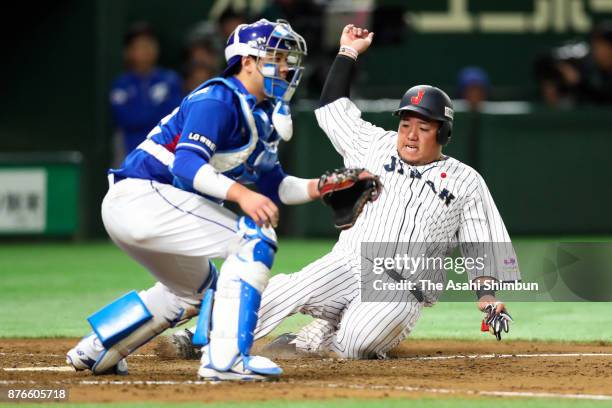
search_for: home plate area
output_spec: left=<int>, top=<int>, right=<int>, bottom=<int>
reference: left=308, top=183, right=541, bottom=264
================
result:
left=1, top=338, right=611, bottom=403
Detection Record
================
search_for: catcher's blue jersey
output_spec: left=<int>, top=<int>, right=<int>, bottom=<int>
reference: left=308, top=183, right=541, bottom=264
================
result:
left=110, top=76, right=287, bottom=203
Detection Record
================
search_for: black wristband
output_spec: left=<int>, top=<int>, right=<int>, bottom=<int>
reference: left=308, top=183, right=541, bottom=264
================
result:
left=476, top=288, right=496, bottom=300
left=319, top=54, right=356, bottom=107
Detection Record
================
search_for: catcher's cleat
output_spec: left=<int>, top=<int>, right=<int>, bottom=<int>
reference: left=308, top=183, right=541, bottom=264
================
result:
left=197, top=346, right=281, bottom=382
left=66, top=347, right=128, bottom=375
left=197, top=366, right=270, bottom=382
left=170, top=329, right=202, bottom=360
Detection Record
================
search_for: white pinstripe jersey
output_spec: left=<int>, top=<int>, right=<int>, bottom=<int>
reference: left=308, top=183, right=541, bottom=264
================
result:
left=315, top=98, right=521, bottom=287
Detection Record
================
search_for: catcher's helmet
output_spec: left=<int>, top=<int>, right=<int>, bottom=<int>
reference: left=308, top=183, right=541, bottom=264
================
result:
left=223, top=19, right=307, bottom=102
left=393, top=85, right=454, bottom=145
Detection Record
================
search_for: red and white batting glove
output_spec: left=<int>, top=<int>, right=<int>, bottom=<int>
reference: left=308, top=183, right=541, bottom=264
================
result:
left=480, top=301, right=513, bottom=341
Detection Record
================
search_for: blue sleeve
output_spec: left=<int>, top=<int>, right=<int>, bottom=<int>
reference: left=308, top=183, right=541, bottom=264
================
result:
left=171, top=149, right=208, bottom=191
left=175, top=99, right=235, bottom=161
left=255, top=163, right=287, bottom=205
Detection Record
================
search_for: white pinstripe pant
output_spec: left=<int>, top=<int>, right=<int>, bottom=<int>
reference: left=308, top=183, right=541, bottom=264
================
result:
left=255, top=250, right=423, bottom=359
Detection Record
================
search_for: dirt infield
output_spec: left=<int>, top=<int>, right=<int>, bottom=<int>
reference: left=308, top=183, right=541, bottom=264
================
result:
left=1, top=338, right=611, bottom=403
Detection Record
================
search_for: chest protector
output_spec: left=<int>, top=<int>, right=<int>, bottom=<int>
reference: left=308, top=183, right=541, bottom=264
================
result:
left=198, top=78, right=280, bottom=184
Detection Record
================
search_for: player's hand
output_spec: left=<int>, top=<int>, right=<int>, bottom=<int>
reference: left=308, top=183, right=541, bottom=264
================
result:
left=478, top=298, right=513, bottom=341
left=340, top=24, right=374, bottom=55
left=478, top=296, right=507, bottom=314
left=238, top=190, right=279, bottom=228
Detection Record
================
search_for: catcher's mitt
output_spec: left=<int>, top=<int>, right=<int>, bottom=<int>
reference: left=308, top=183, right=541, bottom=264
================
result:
left=318, top=168, right=382, bottom=230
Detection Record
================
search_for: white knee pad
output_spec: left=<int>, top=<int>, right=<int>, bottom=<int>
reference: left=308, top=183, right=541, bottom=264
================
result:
left=206, top=217, right=277, bottom=371
left=92, top=283, right=199, bottom=374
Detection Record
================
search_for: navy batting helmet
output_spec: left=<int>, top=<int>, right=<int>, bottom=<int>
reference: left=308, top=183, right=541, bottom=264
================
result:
left=393, top=85, right=454, bottom=145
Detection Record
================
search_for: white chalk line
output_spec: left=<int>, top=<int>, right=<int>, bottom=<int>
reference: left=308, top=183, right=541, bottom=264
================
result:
left=2, top=351, right=611, bottom=361
left=0, top=352, right=155, bottom=358
left=0, top=379, right=609, bottom=401
left=326, top=383, right=612, bottom=401
left=4, top=367, right=74, bottom=372
left=400, top=352, right=612, bottom=361
left=0, top=379, right=211, bottom=386
left=3, top=352, right=612, bottom=373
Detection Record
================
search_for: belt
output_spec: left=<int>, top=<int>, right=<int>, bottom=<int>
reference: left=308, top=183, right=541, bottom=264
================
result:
left=384, top=268, right=425, bottom=303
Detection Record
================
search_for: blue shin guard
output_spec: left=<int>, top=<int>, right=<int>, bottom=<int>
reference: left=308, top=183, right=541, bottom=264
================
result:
left=192, top=288, right=214, bottom=347
left=192, top=261, right=218, bottom=347
left=238, top=281, right=261, bottom=356
left=238, top=281, right=281, bottom=376
left=205, top=216, right=280, bottom=374
left=87, top=291, right=153, bottom=374
left=88, top=291, right=153, bottom=349
left=87, top=283, right=201, bottom=375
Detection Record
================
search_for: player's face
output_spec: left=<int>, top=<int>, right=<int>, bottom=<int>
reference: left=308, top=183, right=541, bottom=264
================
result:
left=241, top=52, right=290, bottom=102
left=126, top=35, right=159, bottom=72
left=257, top=51, right=290, bottom=80
left=397, top=113, right=442, bottom=165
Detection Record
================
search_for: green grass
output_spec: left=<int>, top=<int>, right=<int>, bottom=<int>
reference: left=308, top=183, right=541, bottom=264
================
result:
left=4, top=398, right=612, bottom=408
left=276, top=301, right=612, bottom=343
left=0, top=239, right=611, bottom=341
left=0, top=240, right=332, bottom=338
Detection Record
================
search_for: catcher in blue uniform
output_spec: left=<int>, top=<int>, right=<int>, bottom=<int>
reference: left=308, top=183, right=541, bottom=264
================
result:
left=66, top=19, right=324, bottom=381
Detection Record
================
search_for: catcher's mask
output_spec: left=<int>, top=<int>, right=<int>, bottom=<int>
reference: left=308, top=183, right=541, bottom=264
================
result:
left=393, top=85, right=454, bottom=145
left=223, top=19, right=307, bottom=103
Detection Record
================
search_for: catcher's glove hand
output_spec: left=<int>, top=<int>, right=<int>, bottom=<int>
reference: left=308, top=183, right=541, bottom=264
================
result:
left=480, top=302, right=513, bottom=341
left=318, top=168, right=382, bottom=230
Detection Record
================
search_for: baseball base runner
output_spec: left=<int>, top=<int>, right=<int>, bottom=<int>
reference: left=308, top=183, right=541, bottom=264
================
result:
left=169, top=24, right=520, bottom=360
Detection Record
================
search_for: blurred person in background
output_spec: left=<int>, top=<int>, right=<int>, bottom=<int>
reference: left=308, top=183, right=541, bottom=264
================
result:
left=180, top=7, right=247, bottom=94
left=109, top=22, right=182, bottom=162
left=182, top=36, right=221, bottom=93
left=534, top=48, right=575, bottom=107
left=258, top=0, right=325, bottom=96
left=457, top=66, right=490, bottom=112
left=534, top=21, right=612, bottom=107
left=577, top=21, right=612, bottom=104
left=218, top=7, right=248, bottom=40
left=456, top=66, right=490, bottom=172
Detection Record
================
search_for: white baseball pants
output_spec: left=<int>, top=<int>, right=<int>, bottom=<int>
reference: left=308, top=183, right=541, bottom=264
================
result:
left=102, top=177, right=242, bottom=301
left=255, top=249, right=423, bottom=359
